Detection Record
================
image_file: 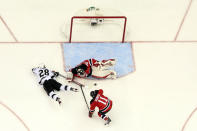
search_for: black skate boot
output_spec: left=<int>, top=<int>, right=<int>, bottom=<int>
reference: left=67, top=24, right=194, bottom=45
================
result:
left=56, top=98, right=62, bottom=105
left=104, top=117, right=111, bottom=125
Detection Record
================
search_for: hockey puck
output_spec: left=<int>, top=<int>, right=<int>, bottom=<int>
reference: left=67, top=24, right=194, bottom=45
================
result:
left=94, top=83, right=97, bottom=86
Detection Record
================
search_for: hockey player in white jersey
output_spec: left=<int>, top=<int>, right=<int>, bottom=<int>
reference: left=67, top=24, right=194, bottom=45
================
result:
left=32, top=65, right=78, bottom=105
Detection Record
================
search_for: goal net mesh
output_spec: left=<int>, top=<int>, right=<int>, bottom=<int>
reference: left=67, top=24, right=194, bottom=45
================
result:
left=62, top=7, right=129, bottom=42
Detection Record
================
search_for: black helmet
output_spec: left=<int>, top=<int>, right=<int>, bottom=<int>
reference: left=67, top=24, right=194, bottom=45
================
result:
left=90, top=91, right=95, bottom=98
left=90, top=90, right=99, bottom=98
left=71, top=67, right=78, bottom=74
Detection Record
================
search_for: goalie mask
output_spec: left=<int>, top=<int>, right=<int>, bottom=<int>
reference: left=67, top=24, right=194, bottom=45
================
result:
left=71, top=67, right=85, bottom=76
left=71, top=64, right=87, bottom=76
left=76, top=68, right=85, bottom=75
left=71, top=67, right=85, bottom=75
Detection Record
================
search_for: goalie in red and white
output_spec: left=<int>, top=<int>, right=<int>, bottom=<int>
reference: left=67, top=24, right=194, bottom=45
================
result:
left=70, top=58, right=116, bottom=79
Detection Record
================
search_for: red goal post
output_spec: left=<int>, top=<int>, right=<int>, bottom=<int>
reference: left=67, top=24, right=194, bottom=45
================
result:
left=69, top=16, right=127, bottom=43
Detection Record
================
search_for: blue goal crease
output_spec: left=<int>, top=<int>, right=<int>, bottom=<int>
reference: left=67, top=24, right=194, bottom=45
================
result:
left=62, top=42, right=135, bottom=77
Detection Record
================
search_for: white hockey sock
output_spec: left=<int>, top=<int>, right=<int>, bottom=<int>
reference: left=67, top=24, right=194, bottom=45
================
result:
left=49, top=91, right=59, bottom=101
left=60, top=85, right=71, bottom=91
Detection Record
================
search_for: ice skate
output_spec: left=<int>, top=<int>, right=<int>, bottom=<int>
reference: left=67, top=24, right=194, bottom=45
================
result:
left=110, top=71, right=117, bottom=79
left=104, top=117, right=111, bottom=125
left=56, top=98, right=62, bottom=105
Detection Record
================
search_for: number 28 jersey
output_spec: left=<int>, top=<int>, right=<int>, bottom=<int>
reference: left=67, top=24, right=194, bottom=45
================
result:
left=90, top=89, right=112, bottom=113
left=32, top=67, right=56, bottom=85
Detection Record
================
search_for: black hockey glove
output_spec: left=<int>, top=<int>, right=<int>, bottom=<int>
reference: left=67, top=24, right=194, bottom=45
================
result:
left=54, top=72, right=59, bottom=77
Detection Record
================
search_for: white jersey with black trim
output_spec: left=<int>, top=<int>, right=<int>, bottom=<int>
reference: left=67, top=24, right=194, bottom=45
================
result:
left=32, top=67, right=55, bottom=85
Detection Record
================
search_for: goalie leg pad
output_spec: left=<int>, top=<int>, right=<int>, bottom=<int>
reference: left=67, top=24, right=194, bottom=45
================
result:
left=92, top=66, right=116, bottom=79
left=101, top=59, right=116, bottom=67
left=106, top=71, right=116, bottom=79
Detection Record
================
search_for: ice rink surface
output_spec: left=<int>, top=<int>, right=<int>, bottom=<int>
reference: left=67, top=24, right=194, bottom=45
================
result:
left=0, top=0, right=197, bottom=131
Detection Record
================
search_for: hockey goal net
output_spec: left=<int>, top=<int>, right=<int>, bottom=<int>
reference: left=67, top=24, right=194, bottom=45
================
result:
left=62, top=7, right=128, bottom=43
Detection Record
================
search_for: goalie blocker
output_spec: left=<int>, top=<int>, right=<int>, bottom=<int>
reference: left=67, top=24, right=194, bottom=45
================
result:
left=70, top=58, right=116, bottom=79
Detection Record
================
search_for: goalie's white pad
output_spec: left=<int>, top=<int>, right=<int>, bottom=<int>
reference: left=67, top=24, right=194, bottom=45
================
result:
left=101, top=59, right=116, bottom=66
left=92, top=59, right=116, bottom=71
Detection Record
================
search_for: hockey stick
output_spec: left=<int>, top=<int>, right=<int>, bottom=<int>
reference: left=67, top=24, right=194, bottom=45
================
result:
left=58, top=73, right=86, bottom=87
left=79, top=85, right=90, bottom=111
left=59, top=73, right=90, bottom=111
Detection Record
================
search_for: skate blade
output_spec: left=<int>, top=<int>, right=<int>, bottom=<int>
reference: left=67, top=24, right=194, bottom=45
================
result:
left=104, top=121, right=111, bottom=125
left=104, top=123, right=110, bottom=125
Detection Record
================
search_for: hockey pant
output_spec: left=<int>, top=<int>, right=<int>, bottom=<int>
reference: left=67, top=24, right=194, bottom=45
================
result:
left=43, top=79, right=71, bottom=101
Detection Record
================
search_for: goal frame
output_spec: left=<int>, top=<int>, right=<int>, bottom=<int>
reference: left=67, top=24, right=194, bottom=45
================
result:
left=69, top=16, right=127, bottom=43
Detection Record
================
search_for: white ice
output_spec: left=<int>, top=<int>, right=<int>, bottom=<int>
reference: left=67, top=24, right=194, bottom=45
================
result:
left=0, top=0, right=197, bottom=131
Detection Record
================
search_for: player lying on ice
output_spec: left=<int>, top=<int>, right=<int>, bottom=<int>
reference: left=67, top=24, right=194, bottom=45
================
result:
left=89, top=89, right=112, bottom=125
left=32, top=65, right=78, bottom=105
left=71, top=58, right=117, bottom=79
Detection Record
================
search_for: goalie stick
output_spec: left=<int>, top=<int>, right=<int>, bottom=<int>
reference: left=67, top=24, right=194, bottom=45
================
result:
left=59, top=73, right=90, bottom=111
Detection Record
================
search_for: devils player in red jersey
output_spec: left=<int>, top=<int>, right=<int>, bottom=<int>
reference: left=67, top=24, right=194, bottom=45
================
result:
left=89, top=89, right=112, bottom=125
left=71, top=58, right=116, bottom=79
